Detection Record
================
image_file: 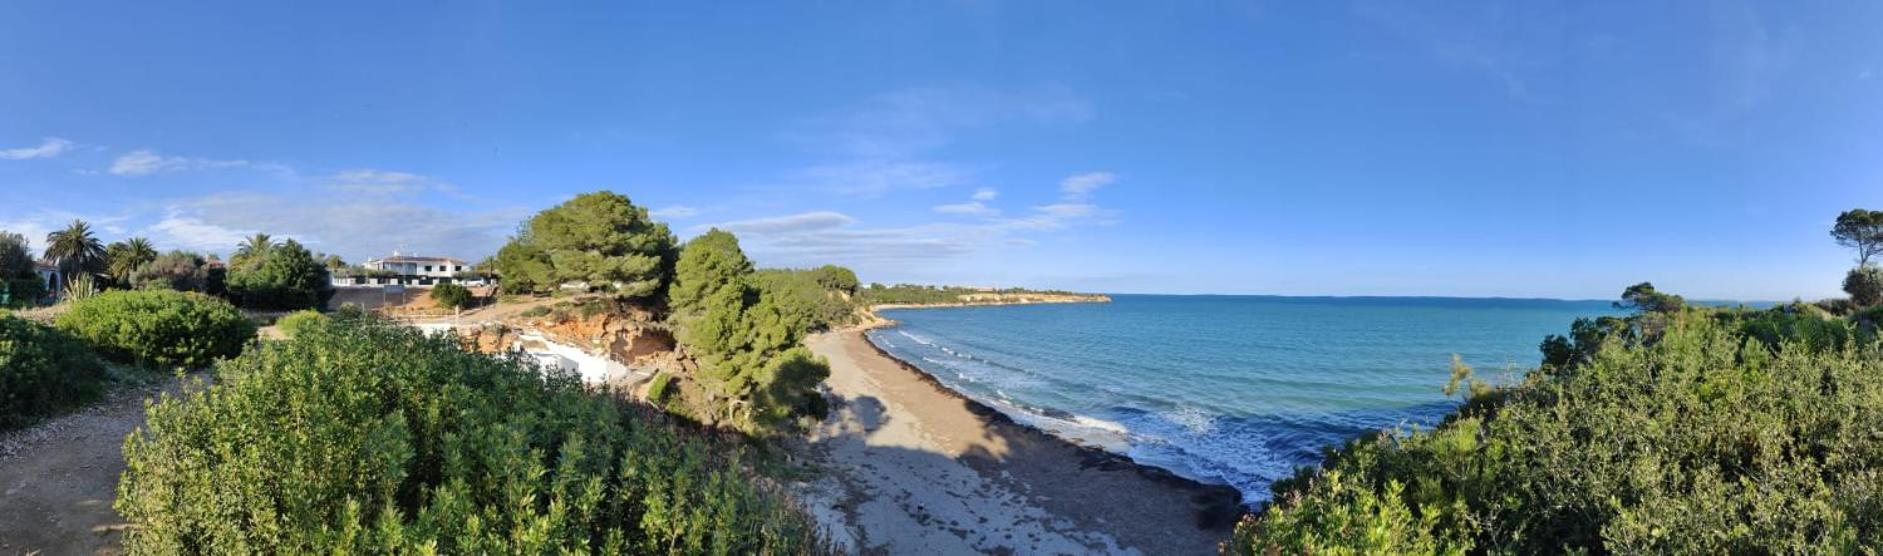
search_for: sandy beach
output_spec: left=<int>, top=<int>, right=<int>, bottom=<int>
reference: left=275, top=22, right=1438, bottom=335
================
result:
left=794, top=328, right=1241, bottom=555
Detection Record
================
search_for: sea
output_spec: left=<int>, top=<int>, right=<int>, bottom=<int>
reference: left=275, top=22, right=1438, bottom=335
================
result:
left=866, top=294, right=1625, bottom=503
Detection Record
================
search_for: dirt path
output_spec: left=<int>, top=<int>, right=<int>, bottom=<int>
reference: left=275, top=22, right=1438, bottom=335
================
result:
left=794, top=330, right=1240, bottom=555
left=0, top=375, right=193, bottom=555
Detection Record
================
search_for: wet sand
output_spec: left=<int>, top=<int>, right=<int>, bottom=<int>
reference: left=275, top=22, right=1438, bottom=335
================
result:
left=795, top=329, right=1241, bottom=555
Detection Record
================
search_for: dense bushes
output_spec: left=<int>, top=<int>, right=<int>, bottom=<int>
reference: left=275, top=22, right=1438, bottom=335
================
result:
left=668, top=230, right=831, bottom=432
left=130, top=250, right=217, bottom=293
left=1846, top=265, right=1883, bottom=307
left=228, top=239, right=333, bottom=311
left=55, top=290, right=255, bottom=368
left=430, top=282, right=473, bottom=310
left=751, top=269, right=857, bottom=332
left=117, top=318, right=822, bottom=553
left=1231, top=308, right=1883, bottom=553
left=273, top=310, right=327, bottom=339
left=0, top=315, right=108, bottom=430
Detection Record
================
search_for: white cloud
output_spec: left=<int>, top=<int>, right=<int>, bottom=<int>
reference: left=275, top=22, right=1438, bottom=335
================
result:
left=146, top=214, right=254, bottom=253
left=1059, top=172, right=1114, bottom=199
left=0, top=137, right=74, bottom=160
left=934, top=201, right=997, bottom=216
left=109, top=149, right=259, bottom=176
left=328, top=169, right=452, bottom=195
left=971, top=187, right=999, bottom=202
left=651, top=205, right=700, bottom=219
left=706, top=211, right=855, bottom=235
left=717, top=171, right=1121, bottom=269
left=140, top=190, right=525, bottom=261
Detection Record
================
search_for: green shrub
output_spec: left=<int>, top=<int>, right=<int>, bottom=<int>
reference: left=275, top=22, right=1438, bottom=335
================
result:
left=274, top=310, right=327, bottom=339
left=429, top=283, right=473, bottom=310
left=1232, top=311, right=1883, bottom=554
left=117, top=319, right=823, bottom=553
left=2, top=277, right=46, bottom=308
left=1845, top=265, right=1883, bottom=306
left=519, top=305, right=551, bottom=318
left=227, top=239, right=333, bottom=311
left=0, top=315, right=108, bottom=430
left=56, top=290, right=255, bottom=368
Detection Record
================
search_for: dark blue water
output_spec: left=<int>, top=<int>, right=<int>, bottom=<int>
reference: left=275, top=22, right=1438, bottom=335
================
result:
left=867, top=294, right=1622, bottom=502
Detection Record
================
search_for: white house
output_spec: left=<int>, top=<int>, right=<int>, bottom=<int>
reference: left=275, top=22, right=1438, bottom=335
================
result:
left=336, top=252, right=482, bottom=286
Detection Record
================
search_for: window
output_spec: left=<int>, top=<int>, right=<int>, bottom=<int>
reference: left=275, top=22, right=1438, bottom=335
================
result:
left=424, top=265, right=432, bottom=272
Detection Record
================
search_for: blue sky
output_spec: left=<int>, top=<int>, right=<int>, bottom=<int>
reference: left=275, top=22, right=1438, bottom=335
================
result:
left=3, top=1, right=1880, bottom=299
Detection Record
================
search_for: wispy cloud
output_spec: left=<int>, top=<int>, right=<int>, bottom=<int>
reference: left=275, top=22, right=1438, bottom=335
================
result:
left=707, top=211, right=855, bottom=235
left=143, top=190, right=524, bottom=260
left=651, top=205, right=700, bottom=219
left=0, top=137, right=74, bottom=160
left=710, top=171, right=1120, bottom=268
left=109, top=149, right=261, bottom=176
left=933, top=187, right=1002, bottom=216
left=327, top=169, right=454, bottom=195
left=1059, top=172, right=1113, bottom=200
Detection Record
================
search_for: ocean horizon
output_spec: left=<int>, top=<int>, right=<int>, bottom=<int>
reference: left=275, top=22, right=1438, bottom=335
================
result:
left=868, top=294, right=1630, bottom=502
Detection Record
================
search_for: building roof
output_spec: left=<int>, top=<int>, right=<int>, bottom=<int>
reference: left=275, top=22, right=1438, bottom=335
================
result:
left=367, top=255, right=467, bottom=265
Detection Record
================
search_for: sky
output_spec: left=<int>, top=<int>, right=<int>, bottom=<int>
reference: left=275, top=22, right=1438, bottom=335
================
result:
left=3, top=1, right=1880, bottom=300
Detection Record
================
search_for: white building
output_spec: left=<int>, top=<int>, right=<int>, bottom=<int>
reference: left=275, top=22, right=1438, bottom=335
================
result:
left=336, top=252, right=482, bottom=286
left=364, top=253, right=469, bottom=278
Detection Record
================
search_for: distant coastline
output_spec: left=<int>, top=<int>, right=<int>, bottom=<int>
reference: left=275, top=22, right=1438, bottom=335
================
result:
left=866, top=292, right=1112, bottom=312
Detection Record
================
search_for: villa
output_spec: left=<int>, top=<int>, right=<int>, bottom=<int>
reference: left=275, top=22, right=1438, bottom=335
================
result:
left=334, top=252, right=482, bottom=286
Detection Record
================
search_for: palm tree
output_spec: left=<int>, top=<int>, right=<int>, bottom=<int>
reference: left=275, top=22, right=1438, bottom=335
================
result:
left=106, top=236, right=158, bottom=283
left=233, top=232, right=273, bottom=268
left=44, top=220, right=105, bottom=277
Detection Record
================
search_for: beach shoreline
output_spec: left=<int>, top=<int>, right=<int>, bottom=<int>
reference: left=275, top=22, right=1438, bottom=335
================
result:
left=795, top=320, right=1241, bottom=554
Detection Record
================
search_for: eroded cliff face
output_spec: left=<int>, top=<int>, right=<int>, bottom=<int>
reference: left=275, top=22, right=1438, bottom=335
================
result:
left=451, top=298, right=751, bottom=428
left=455, top=299, right=690, bottom=396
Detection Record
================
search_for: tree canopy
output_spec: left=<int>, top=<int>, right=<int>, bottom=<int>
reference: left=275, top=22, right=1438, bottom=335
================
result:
left=499, top=191, right=675, bottom=298
left=44, top=219, right=105, bottom=277
left=665, top=230, right=828, bottom=432
left=105, top=237, right=158, bottom=284
left=228, top=239, right=333, bottom=310
left=1614, top=281, right=1684, bottom=313
left=1832, top=209, right=1883, bottom=267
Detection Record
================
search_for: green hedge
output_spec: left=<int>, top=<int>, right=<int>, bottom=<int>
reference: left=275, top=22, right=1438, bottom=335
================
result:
left=117, top=318, right=824, bottom=553
left=1231, top=311, right=1883, bottom=553
left=55, top=290, right=255, bottom=369
left=0, top=315, right=108, bottom=430
left=273, top=310, right=327, bottom=339
left=430, top=283, right=473, bottom=310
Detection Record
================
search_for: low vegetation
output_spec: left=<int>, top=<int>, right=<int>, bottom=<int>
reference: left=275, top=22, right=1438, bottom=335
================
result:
left=1231, top=289, right=1883, bottom=553
left=273, top=309, right=327, bottom=339
left=855, top=283, right=1090, bottom=305
left=55, top=290, right=255, bottom=369
left=430, top=282, right=474, bottom=310
left=117, top=316, right=823, bottom=553
left=0, top=315, right=108, bottom=430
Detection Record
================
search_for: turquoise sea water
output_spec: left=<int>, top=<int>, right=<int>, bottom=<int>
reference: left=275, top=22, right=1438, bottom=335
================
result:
left=867, top=294, right=1624, bottom=503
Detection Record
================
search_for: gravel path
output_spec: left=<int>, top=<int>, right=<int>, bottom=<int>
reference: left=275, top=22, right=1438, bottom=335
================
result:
left=0, top=374, right=195, bottom=555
